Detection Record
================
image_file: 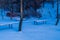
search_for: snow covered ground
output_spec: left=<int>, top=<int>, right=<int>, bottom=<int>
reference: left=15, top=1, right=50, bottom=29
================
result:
left=0, top=2, right=60, bottom=40
left=0, top=20, right=60, bottom=40
left=0, top=18, right=60, bottom=40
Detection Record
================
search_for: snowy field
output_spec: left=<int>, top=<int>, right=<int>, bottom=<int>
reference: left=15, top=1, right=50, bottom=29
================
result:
left=0, top=2, right=60, bottom=40
left=0, top=18, right=60, bottom=40
left=0, top=20, right=60, bottom=40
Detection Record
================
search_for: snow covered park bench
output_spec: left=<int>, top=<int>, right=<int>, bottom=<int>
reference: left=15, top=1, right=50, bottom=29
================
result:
left=0, top=22, right=19, bottom=28
left=34, top=20, right=47, bottom=24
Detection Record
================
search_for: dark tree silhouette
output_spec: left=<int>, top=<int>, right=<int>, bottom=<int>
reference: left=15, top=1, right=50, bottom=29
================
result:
left=55, top=0, right=59, bottom=25
left=19, top=0, right=23, bottom=31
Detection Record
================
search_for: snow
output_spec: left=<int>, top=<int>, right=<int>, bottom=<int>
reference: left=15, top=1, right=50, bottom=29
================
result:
left=0, top=17, right=60, bottom=40
left=0, top=2, right=60, bottom=40
left=0, top=22, right=60, bottom=40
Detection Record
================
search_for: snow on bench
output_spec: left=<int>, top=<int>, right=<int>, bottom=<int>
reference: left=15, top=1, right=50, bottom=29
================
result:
left=0, top=21, right=19, bottom=28
left=34, top=20, right=47, bottom=24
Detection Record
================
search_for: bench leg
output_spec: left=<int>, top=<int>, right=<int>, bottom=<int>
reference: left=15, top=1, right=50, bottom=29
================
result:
left=34, top=21, right=38, bottom=25
left=9, top=24, right=13, bottom=29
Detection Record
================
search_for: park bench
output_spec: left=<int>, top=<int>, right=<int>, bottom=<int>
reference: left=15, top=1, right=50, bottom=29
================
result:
left=34, top=20, right=47, bottom=24
left=0, top=21, right=19, bottom=28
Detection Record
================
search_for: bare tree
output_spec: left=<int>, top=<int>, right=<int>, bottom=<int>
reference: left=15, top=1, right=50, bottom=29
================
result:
left=19, top=0, right=23, bottom=31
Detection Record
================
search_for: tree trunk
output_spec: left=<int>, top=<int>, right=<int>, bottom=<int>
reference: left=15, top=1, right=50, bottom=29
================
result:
left=19, top=17, right=23, bottom=31
left=55, top=18, right=59, bottom=25
left=19, top=0, right=23, bottom=31
left=55, top=0, right=59, bottom=25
